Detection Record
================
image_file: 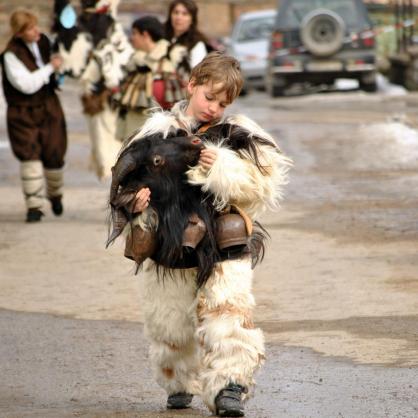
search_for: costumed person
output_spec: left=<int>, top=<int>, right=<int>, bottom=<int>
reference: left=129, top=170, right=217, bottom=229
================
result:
left=53, top=0, right=133, bottom=180
left=114, top=16, right=187, bottom=141
left=108, top=51, right=292, bottom=417
left=165, top=0, right=210, bottom=79
left=0, top=8, right=67, bottom=223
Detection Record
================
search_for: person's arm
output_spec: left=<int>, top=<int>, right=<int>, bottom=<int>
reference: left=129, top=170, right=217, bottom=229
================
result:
left=187, top=116, right=292, bottom=218
left=3, top=51, right=54, bottom=94
left=189, top=41, right=207, bottom=68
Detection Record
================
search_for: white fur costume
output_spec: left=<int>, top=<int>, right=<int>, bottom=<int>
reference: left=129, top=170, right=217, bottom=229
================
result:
left=128, top=101, right=291, bottom=412
left=56, top=0, right=133, bottom=180
left=80, top=21, right=133, bottom=180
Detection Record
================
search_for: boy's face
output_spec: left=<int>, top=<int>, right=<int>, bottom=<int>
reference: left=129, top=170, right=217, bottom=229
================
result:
left=186, top=81, right=229, bottom=123
left=130, top=28, right=147, bottom=51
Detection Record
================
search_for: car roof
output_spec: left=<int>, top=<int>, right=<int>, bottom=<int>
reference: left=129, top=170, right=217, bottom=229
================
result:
left=237, top=9, right=277, bottom=21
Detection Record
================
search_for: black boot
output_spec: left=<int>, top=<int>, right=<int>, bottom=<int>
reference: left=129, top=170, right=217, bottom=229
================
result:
left=49, top=196, right=63, bottom=216
left=167, top=392, right=193, bottom=409
left=26, top=208, right=44, bottom=223
left=215, top=383, right=246, bottom=417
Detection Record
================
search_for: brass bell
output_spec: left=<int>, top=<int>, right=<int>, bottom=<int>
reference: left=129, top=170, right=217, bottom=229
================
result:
left=215, top=213, right=248, bottom=252
left=124, top=225, right=157, bottom=265
left=182, top=213, right=206, bottom=249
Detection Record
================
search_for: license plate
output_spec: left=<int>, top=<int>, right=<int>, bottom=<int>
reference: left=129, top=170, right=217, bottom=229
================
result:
left=306, top=61, right=343, bottom=72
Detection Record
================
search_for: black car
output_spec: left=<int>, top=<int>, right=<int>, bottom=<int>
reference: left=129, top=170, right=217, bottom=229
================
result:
left=266, top=0, right=377, bottom=96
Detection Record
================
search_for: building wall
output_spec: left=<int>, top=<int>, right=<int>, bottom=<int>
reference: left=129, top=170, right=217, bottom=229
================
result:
left=0, top=0, right=277, bottom=51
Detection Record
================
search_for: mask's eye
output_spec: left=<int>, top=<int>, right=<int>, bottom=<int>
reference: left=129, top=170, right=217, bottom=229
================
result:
left=153, top=155, right=164, bottom=166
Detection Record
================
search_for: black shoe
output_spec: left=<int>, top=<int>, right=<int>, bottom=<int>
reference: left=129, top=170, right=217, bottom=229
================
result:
left=215, top=383, right=245, bottom=417
left=167, top=392, right=193, bottom=409
left=49, top=196, right=63, bottom=216
left=26, top=208, right=44, bottom=223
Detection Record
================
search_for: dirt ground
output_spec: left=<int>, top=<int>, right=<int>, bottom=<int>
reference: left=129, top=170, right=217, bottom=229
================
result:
left=0, top=80, right=417, bottom=417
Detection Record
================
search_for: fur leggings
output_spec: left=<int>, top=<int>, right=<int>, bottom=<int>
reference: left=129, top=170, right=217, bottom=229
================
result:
left=139, top=257, right=265, bottom=412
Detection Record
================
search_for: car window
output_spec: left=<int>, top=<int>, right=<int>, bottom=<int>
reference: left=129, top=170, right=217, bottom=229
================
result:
left=280, top=0, right=368, bottom=29
left=235, top=16, right=275, bottom=42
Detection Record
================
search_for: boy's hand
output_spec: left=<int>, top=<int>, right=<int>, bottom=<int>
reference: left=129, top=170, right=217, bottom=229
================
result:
left=133, top=187, right=151, bottom=213
left=199, top=148, right=218, bottom=169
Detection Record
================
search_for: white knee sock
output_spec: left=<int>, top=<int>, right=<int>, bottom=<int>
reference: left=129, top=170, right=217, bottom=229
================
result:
left=44, top=168, right=64, bottom=198
left=20, top=161, right=44, bottom=209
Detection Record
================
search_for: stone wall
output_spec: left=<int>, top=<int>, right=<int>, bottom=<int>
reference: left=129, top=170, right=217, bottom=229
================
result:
left=0, top=0, right=277, bottom=51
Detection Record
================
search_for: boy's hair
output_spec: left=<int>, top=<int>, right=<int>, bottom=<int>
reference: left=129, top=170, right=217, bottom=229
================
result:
left=132, top=16, right=164, bottom=43
left=10, top=9, right=37, bottom=36
left=190, top=51, right=243, bottom=103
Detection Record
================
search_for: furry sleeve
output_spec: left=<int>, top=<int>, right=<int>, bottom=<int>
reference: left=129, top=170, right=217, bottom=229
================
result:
left=186, top=115, right=292, bottom=218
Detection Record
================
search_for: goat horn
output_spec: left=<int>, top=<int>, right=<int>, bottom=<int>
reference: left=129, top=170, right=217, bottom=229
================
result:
left=106, top=207, right=128, bottom=247
left=109, top=152, right=137, bottom=204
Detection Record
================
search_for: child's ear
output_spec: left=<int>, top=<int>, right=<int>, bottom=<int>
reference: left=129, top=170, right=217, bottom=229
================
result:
left=187, top=79, right=196, bottom=96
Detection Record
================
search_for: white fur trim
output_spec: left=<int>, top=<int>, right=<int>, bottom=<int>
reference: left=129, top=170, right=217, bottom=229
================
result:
left=197, top=259, right=265, bottom=411
left=187, top=141, right=292, bottom=218
left=126, top=111, right=179, bottom=146
left=140, top=262, right=202, bottom=395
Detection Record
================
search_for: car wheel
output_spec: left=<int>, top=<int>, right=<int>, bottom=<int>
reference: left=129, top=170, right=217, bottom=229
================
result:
left=268, top=75, right=287, bottom=97
left=271, top=84, right=285, bottom=97
left=300, top=9, right=345, bottom=57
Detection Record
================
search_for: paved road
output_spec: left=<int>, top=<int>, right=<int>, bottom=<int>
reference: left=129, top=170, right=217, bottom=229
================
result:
left=1, top=81, right=417, bottom=417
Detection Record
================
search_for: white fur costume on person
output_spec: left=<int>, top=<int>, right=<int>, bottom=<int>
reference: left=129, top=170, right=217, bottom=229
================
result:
left=127, top=101, right=292, bottom=412
left=55, top=0, right=133, bottom=180
left=79, top=20, right=133, bottom=180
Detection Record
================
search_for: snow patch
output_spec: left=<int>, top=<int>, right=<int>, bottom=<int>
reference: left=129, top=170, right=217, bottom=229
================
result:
left=376, top=74, right=408, bottom=96
left=361, top=121, right=418, bottom=146
left=356, top=120, right=418, bottom=169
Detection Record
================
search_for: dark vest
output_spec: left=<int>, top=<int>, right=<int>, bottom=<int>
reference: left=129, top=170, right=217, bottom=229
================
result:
left=1, top=34, right=56, bottom=106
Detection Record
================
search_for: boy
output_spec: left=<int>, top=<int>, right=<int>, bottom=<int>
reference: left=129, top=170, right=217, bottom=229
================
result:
left=121, top=52, right=291, bottom=416
left=114, top=16, right=187, bottom=141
